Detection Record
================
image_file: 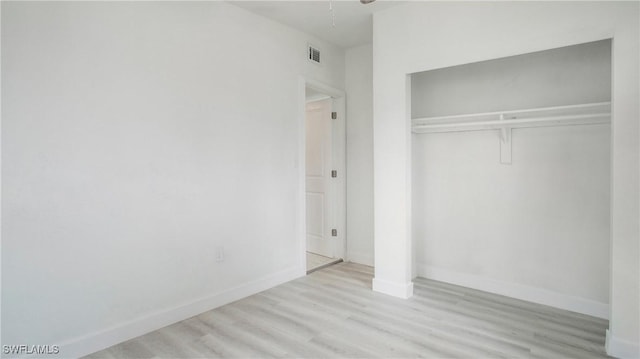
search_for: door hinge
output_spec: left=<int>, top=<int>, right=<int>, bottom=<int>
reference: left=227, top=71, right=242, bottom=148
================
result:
left=331, top=112, right=337, bottom=120
left=331, top=170, right=337, bottom=178
left=331, top=229, right=337, bottom=236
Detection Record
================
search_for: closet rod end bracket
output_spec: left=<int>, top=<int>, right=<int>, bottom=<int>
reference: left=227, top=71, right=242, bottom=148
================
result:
left=499, top=114, right=512, bottom=164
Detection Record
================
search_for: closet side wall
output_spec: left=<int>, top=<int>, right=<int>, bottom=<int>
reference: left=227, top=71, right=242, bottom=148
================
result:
left=412, top=41, right=611, bottom=315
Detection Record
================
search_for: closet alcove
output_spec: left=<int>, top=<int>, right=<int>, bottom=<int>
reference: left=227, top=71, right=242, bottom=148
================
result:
left=410, top=39, right=612, bottom=317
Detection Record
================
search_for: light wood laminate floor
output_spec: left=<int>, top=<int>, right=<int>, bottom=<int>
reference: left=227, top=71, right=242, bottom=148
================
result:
left=85, top=263, right=610, bottom=358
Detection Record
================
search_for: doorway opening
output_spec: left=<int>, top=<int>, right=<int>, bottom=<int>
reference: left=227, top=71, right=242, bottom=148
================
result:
left=303, top=81, right=346, bottom=274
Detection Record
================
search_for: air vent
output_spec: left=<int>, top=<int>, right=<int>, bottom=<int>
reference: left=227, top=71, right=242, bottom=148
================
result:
left=308, top=45, right=321, bottom=64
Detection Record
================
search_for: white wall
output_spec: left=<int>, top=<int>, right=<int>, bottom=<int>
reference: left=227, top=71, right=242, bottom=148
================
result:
left=1, top=2, right=344, bottom=357
left=414, top=125, right=611, bottom=311
left=411, top=40, right=612, bottom=118
left=412, top=40, right=611, bottom=317
left=373, top=2, right=638, bottom=357
left=345, top=44, right=374, bottom=266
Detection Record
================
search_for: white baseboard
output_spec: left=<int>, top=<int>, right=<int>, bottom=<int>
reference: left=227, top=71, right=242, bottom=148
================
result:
left=55, top=266, right=303, bottom=358
left=417, top=264, right=609, bottom=319
left=346, top=250, right=374, bottom=267
left=606, top=329, right=640, bottom=359
left=372, top=277, right=414, bottom=299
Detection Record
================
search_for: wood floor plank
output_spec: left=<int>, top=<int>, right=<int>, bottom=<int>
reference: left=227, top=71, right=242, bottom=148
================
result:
left=85, top=262, right=610, bottom=358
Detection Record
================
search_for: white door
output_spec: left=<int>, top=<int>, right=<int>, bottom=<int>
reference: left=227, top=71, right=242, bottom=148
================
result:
left=305, top=98, right=333, bottom=258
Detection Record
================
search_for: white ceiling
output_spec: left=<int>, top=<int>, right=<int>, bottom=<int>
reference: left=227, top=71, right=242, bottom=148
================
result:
left=229, top=1, right=404, bottom=49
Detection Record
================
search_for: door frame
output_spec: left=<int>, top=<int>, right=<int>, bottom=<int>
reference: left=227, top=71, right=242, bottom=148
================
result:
left=297, top=77, right=346, bottom=274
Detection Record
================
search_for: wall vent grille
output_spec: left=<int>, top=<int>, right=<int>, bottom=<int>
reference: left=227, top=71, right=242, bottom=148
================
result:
left=308, top=45, right=321, bottom=64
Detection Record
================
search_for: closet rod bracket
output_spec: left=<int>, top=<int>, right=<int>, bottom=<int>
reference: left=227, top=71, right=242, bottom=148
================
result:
left=499, top=114, right=512, bottom=164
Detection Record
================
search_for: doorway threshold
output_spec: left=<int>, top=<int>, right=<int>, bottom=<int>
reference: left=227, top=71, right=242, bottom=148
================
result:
left=307, top=254, right=343, bottom=274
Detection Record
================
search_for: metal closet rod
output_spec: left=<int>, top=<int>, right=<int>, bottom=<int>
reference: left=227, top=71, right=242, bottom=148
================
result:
left=411, top=102, right=611, bottom=134
left=412, top=113, right=611, bottom=133
left=412, top=101, right=611, bottom=124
